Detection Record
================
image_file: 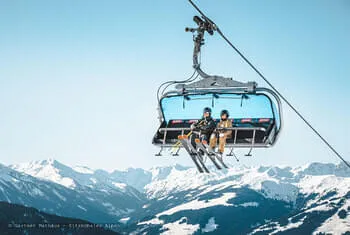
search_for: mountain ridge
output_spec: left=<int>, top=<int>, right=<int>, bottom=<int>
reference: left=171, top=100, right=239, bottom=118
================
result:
left=0, top=162, right=145, bottom=225
left=3, top=158, right=350, bottom=234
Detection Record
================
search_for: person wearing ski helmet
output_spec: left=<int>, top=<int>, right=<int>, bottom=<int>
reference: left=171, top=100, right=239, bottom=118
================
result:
left=190, top=107, right=216, bottom=149
left=210, top=109, right=232, bottom=154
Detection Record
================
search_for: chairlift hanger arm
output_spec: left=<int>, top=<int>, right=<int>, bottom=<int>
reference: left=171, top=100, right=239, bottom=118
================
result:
left=180, top=6, right=257, bottom=93
left=185, top=15, right=226, bottom=80
left=187, top=0, right=350, bottom=169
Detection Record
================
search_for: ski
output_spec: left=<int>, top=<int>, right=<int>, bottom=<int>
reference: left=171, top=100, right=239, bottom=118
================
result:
left=202, top=142, right=229, bottom=169
left=186, top=139, right=210, bottom=173
left=215, top=153, right=229, bottom=169
left=178, top=137, right=204, bottom=173
left=179, top=135, right=210, bottom=173
left=195, top=139, right=222, bottom=170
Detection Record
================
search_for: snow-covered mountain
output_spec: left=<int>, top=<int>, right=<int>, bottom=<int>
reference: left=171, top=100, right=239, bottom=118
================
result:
left=110, top=167, right=152, bottom=192
left=1, top=160, right=145, bottom=225
left=3, top=159, right=350, bottom=234
left=130, top=162, right=350, bottom=234
left=143, top=162, right=350, bottom=202
left=10, top=158, right=143, bottom=199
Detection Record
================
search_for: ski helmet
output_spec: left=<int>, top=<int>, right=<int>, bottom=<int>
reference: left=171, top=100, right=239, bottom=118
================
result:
left=203, top=107, right=212, bottom=114
left=220, top=109, right=229, bottom=118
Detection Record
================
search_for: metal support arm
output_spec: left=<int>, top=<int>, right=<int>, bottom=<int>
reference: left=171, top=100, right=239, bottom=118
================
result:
left=176, top=16, right=257, bottom=93
left=185, top=16, right=229, bottom=80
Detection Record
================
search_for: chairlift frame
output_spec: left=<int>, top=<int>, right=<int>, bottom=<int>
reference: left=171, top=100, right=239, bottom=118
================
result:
left=152, top=13, right=283, bottom=171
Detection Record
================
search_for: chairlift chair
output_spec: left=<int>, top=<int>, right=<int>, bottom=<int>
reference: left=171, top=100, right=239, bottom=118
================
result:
left=152, top=14, right=283, bottom=172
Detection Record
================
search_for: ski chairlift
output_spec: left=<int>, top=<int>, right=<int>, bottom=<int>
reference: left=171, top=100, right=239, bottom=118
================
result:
left=153, top=15, right=283, bottom=172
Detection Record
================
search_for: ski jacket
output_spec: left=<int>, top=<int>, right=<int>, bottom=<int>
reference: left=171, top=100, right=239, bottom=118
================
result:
left=216, top=119, right=233, bottom=137
left=191, top=117, right=216, bottom=135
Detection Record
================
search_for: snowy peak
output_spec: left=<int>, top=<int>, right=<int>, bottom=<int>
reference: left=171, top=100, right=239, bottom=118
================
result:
left=72, top=165, right=95, bottom=174
left=298, top=162, right=350, bottom=177
left=135, top=163, right=350, bottom=234
left=0, top=161, right=146, bottom=224
left=9, top=158, right=141, bottom=196
left=10, top=158, right=77, bottom=188
left=110, top=167, right=152, bottom=192
left=149, top=164, right=190, bottom=181
left=2, top=159, right=350, bottom=234
left=8, top=159, right=350, bottom=204
left=144, top=162, right=350, bottom=203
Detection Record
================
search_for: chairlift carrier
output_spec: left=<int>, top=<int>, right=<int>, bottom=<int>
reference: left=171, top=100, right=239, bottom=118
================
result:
left=153, top=15, right=283, bottom=154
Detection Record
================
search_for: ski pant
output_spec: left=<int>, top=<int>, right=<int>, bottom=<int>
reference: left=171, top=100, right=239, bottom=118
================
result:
left=190, top=132, right=209, bottom=150
left=209, top=133, right=228, bottom=153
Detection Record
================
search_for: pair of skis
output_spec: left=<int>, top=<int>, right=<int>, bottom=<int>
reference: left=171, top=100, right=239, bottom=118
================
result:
left=195, top=139, right=229, bottom=170
left=178, top=135, right=209, bottom=173
left=178, top=135, right=228, bottom=173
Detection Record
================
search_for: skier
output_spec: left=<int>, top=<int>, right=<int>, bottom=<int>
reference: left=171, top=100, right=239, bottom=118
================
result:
left=190, top=107, right=216, bottom=150
left=209, top=109, right=232, bottom=155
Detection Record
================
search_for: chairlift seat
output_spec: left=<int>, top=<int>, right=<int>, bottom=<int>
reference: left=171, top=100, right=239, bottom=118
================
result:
left=152, top=117, right=276, bottom=147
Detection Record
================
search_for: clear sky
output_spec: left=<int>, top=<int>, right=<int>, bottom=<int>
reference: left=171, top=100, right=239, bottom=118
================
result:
left=0, top=0, right=349, bottom=171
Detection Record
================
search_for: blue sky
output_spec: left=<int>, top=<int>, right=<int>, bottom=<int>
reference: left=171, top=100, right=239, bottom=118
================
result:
left=0, top=0, right=349, bottom=171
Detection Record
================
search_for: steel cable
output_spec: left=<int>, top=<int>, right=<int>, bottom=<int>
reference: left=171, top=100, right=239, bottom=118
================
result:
left=188, top=0, right=350, bottom=168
